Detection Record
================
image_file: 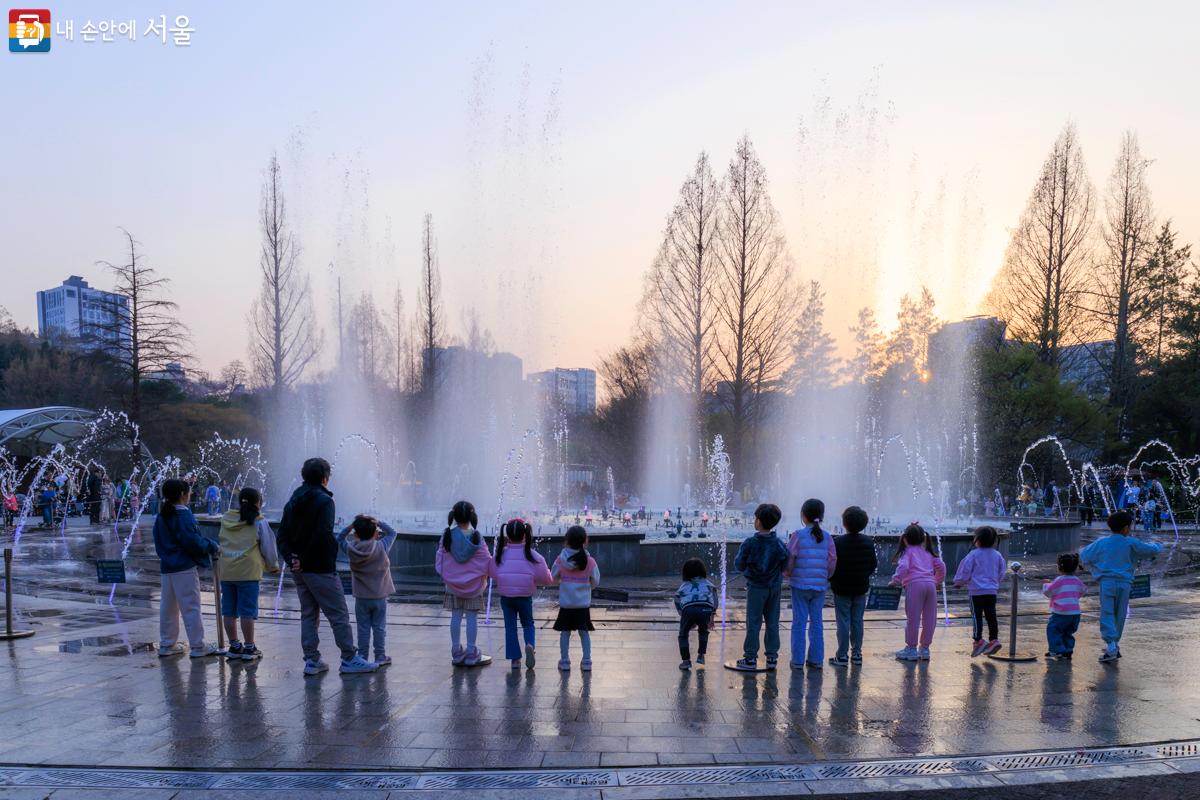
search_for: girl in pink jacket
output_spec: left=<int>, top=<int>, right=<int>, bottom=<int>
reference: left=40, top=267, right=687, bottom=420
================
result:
left=490, top=518, right=554, bottom=669
left=434, top=501, right=492, bottom=666
left=889, top=524, right=947, bottom=662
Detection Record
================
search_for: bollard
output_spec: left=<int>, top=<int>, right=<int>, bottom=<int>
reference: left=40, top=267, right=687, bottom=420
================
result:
left=211, top=555, right=226, bottom=654
left=988, top=561, right=1037, bottom=662
left=0, top=548, right=36, bottom=641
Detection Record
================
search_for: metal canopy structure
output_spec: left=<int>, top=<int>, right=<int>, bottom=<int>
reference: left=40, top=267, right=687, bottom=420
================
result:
left=0, top=407, right=100, bottom=457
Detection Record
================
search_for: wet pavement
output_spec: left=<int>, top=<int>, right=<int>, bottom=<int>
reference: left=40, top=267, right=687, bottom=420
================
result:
left=1, top=522, right=1200, bottom=793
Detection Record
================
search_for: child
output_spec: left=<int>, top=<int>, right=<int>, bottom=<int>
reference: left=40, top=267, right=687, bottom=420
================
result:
left=434, top=500, right=492, bottom=666
left=674, top=557, right=717, bottom=670
left=1043, top=552, right=1085, bottom=660
left=552, top=525, right=600, bottom=671
left=953, top=525, right=1007, bottom=657
left=889, top=524, right=946, bottom=661
left=491, top=518, right=554, bottom=669
left=1080, top=510, right=1162, bottom=662
left=733, top=503, right=789, bottom=670
left=785, top=498, right=837, bottom=670
left=217, top=487, right=280, bottom=661
left=828, top=506, right=878, bottom=667
left=154, top=478, right=221, bottom=658
left=337, top=514, right=398, bottom=666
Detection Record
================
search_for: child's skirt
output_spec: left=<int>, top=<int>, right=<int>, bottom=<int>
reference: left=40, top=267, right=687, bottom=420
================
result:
left=443, top=593, right=485, bottom=612
left=553, top=607, right=594, bottom=631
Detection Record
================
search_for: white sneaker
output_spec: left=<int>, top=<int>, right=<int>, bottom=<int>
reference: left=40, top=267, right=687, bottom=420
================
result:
left=189, top=644, right=219, bottom=658
left=917, top=647, right=931, bottom=661
left=895, top=647, right=919, bottom=661
left=158, top=643, right=187, bottom=658
left=339, top=654, right=378, bottom=674
left=303, top=658, right=329, bottom=676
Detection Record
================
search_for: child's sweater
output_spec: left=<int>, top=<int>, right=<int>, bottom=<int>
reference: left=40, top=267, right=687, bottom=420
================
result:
left=1042, top=575, right=1085, bottom=615
left=734, top=531, right=789, bottom=587
left=337, top=521, right=398, bottom=599
left=552, top=548, right=599, bottom=608
left=953, top=547, right=1007, bottom=596
left=1080, top=534, right=1162, bottom=584
left=892, top=547, right=946, bottom=587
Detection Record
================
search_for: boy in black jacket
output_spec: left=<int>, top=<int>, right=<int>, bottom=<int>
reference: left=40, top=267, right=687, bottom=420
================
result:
left=828, top=506, right=878, bottom=666
left=733, top=503, right=789, bottom=670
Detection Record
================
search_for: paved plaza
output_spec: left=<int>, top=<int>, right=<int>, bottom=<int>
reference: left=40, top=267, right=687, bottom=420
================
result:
left=2, top=522, right=1200, bottom=797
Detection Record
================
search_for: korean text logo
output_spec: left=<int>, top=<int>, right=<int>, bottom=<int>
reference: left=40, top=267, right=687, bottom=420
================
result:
left=9, top=8, right=50, bottom=52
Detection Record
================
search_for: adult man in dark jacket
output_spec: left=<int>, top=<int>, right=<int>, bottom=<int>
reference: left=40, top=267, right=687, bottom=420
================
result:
left=278, top=458, right=375, bottom=676
left=828, top=505, right=878, bottom=666
left=86, top=469, right=102, bottom=525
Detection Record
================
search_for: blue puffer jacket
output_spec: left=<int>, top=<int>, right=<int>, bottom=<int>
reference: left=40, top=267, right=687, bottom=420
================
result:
left=787, top=525, right=837, bottom=591
left=153, top=505, right=219, bottom=574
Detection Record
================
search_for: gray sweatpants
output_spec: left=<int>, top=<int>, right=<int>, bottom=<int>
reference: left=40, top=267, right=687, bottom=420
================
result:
left=160, top=568, right=206, bottom=650
left=295, top=571, right=356, bottom=662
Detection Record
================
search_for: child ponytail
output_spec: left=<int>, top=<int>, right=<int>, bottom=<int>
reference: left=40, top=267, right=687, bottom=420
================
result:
left=801, top=498, right=825, bottom=543
left=565, top=525, right=588, bottom=570
left=160, top=478, right=189, bottom=521
left=498, top=518, right=535, bottom=564
left=443, top=500, right=479, bottom=551
left=238, top=487, right=262, bottom=525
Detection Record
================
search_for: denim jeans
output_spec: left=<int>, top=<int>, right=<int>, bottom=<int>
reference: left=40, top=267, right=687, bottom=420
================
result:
left=1046, top=612, right=1080, bottom=654
left=790, top=588, right=826, bottom=665
left=833, top=592, right=866, bottom=660
left=1098, top=579, right=1131, bottom=644
left=559, top=630, right=591, bottom=661
left=355, top=597, right=388, bottom=659
left=743, top=582, right=782, bottom=661
left=500, top=595, right=535, bottom=660
left=678, top=605, right=713, bottom=660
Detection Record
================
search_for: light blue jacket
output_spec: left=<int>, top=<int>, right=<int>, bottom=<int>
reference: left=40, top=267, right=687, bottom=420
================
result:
left=1080, top=533, right=1161, bottom=585
left=786, top=525, right=837, bottom=591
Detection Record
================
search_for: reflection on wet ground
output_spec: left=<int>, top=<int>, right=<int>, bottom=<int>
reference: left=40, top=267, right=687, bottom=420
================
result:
left=1, top=521, right=1199, bottom=772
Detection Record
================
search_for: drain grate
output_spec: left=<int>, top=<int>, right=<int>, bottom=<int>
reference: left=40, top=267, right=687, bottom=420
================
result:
left=1158, top=743, right=1200, bottom=758
left=619, top=766, right=816, bottom=786
left=418, top=770, right=618, bottom=790
left=817, top=759, right=988, bottom=779
left=990, top=748, right=1151, bottom=771
left=214, top=773, right=419, bottom=790
left=6, top=769, right=214, bottom=790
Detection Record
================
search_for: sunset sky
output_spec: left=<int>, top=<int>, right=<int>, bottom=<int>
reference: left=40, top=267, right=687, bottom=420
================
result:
left=3, top=1, right=1197, bottom=380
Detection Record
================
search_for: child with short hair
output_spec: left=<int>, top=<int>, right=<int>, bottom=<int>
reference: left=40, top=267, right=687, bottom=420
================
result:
left=491, top=518, right=554, bottom=669
left=889, top=524, right=946, bottom=661
left=675, top=557, right=717, bottom=670
left=1043, top=553, right=1085, bottom=660
left=218, top=487, right=280, bottom=661
left=154, top=478, right=221, bottom=658
left=552, top=525, right=600, bottom=671
left=733, top=503, right=789, bottom=670
left=337, top=514, right=398, bottom=666
left=828, top=506, right=877, bottom=667
left=953, top=525, right=1006, bottom=658
left=1080, top=510, right=1162, bottom=662
left=435, top=500, right=492, bottom=666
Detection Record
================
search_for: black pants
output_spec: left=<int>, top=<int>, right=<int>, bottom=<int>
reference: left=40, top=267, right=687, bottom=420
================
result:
left=678, top=606, right=713, bottom=660
left=88, top=499, right=101, bottom=524
left=1080, top=506, right=1094, bottom=526
left=971, top=594, right=998, bottom=641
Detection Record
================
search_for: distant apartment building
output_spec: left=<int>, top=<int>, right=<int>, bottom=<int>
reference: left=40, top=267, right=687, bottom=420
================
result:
left=528, top=367, right=597, bottom=416
left=424, top=346, right=524, bottom=392
left=927, top=315, right=1007, bottom=380
left=36, top=276, right=129, bottom=352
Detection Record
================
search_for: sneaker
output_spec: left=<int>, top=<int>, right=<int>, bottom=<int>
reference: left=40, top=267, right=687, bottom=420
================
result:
left=464, top=647, right=481, bottom=667
left=828, top=655, right=849, bottom=667
left=895, top=647, right=919, bottom=661
left=580, top=659, right=592, bottom=672
left=558, top=659, right=571, bottom=671
left=525, top=644, right=536, bottom=669
left=765, top=656, right=778, bottom=671
left=985, top=639, right=1002, bottom=655
left=374, top=655, right=391, bottom=667
left=451, top=645, right=466, bottom=665
left=339, top=654, right=378, bottom=674
left=735, top=657, right=757, bottom=670
left=511, top=659, right=523, bottom=669
left=917, top=647, right=931, bottom=661
left=303, top=658, right=329, bottom=676
left=850, top=653, right=863, bottom=665
left=1060, top=651, right=1072, bottom=660
left=971, top=639, right=988, bottom=658
left=226, top=642, right=244, bottom=659
left=696, top=653, right=706, bottom=665
left=158, top=642, right=187, bottom=658
left=190, top=644, right=220, bottom=658
left=806, top=661, right=823, bottom=670
left=679, top=660, right=692, bottom=671
left=1099, top=643, right=1120, bottom=663
left=240, top=644, right=263, bottom=662
left=789, top=661, right=805, bottom=670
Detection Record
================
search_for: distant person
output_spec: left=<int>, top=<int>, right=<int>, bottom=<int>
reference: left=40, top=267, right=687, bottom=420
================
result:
left=552, top=525, right=600, bottom=671
left=100, top=474, right=115, bottom=523
left=733, top=503, right=789, bottom=670
left=1142, top=498, right=1157, bottom=532
left=953, top=525, right=1006, bottom=657
left=674, top=557, right=716, bottom=670
left=1080, top=486, right=1096, bottom=528
left=489, top=518, right=553, bottom=669
left=1042, top=553, right=1085, bottom=660
left=337, top=514, right=398, bottom=666
left=86, top=468, right=102, bottom=525
left=828, top=506, right=878, bottom=667
left=217, top=487, right=280, bottom=661
left=434, top=500, right=491, bottom=666
left=889, top=524, right=946, bottom=661
left=785, top=498, right=837, bottom=670
left=39, top=483, right=56, bottom=527
left=153, top=478, right=220, bottom=658
left=278, top=457, right=377, bottom=676
left=204, top=483, right=221, bottom=516
left=2, top=490, right=16, bottom=528
left=1080, top=510, right=1162, bottom=663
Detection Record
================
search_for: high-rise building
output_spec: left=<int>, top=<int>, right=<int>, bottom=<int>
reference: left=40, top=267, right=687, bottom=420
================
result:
left=528, top=367, right=597, bottom=415
left=36, top=276, right=129, bottom=351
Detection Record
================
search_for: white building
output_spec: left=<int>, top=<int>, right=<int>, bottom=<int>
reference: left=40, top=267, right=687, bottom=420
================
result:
left=528, top=367, right=597, bottom=415
left=36, top=276, right=129, bottom=352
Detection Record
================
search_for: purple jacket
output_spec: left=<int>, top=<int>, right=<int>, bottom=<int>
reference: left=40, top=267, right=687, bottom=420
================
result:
left=953, top=547, right=1007, bottom=596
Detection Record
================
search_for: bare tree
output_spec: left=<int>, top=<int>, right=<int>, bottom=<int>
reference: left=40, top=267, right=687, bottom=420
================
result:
left=988, top=123, right=1094, bottom=367
left=93, top=229, right=191, bottom=457
left=642, top=152, right=721, bottom=403
left=842, top=307, right=886, bottom=385
left=347, top=291, right=384, bottom=386
left=714, top=135, right=795, bottom=476
left=219, top=360, right=248, bottom=400
left=787, top=280, right=839, bottom=390
left=1081, top=132, right=1154, bottom=430
left=418, top=213, right=443, bottom=393
left=1143, top=221, right=1194, bottom=364
left=249, top=155, right=321, bottom=393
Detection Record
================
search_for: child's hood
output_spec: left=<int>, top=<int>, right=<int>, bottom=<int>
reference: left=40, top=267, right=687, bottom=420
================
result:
left=346, top=536, right=382, bottom=559
left=558, top=547, right=586, bottom=567
left=449, top=527, right=482, bottom=564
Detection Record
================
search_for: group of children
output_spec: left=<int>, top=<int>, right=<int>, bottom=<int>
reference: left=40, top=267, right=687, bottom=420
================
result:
left=151, top=479, right=1162, bottom=673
